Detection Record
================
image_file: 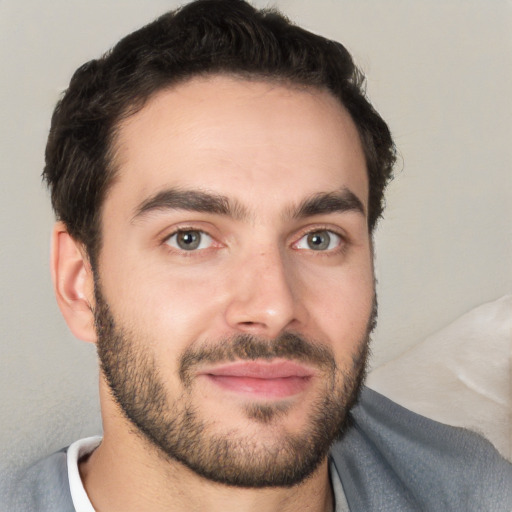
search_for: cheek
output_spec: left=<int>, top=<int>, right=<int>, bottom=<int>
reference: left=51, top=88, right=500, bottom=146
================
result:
left=99, top=255, right=228, bottom=354
left=301, top=257, right=374, bottom=346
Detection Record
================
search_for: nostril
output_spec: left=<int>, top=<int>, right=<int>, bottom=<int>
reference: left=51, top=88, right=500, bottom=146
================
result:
left=239, top=321, right=262, bottom=329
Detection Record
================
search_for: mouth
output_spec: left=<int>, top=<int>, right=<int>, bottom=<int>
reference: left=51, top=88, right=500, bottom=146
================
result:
left=198, top=359, right=316, bottom=399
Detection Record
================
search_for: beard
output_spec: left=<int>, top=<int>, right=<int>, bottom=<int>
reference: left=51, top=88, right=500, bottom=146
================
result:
left=94, top=283, right=375, bottom=488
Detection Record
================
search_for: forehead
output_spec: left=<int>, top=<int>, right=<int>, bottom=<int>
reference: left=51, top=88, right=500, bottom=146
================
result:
left=108, top=75, right=368, bottom=216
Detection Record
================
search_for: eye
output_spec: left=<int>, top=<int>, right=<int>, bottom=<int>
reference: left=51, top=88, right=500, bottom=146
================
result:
left=165, top=230, right=213, bottom=251
left=294, top=230, right=342, bottom=251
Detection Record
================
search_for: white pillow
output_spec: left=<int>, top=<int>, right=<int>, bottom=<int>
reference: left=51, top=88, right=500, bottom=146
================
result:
left=367, top=295, right=511, bottom=461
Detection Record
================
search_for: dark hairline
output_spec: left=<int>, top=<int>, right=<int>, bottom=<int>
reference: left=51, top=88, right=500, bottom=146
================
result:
left=43, top=0, right=396, bottom=267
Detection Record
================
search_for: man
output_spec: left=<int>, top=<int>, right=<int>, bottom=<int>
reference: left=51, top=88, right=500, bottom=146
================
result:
left=4, top=0, right=511, bottom=510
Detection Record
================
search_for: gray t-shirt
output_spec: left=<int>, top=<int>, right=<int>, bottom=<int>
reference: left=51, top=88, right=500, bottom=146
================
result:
left=330, top=459, right=350, bottom=512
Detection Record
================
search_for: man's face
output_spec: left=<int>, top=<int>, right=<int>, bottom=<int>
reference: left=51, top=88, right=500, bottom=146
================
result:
left=94, top=76, right=374, bottom=487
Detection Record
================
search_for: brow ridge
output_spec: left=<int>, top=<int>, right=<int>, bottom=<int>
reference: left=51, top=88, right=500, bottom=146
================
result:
left=132, top=187, right=365, bottom=224
left=290, top=188, right=365, bottom=220
left=133, top=188, right=249, bottom=221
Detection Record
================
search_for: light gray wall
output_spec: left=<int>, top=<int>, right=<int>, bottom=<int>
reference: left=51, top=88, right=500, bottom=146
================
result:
left=1, top=0, right=510, bottom=471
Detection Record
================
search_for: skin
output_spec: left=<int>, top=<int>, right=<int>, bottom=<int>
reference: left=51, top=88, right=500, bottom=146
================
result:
left=52, top=75, right=374, bottom=512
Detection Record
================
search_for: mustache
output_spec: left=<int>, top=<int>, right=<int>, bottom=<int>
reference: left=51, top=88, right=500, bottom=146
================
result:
left=179, top=332, right=337, bottom=386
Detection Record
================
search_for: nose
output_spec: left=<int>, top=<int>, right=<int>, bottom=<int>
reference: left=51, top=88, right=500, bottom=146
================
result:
left=224, top=247, right=306, bottom=338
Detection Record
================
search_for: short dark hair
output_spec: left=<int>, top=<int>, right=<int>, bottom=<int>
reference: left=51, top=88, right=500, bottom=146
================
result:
left=43, top=0, right=395, bottom=265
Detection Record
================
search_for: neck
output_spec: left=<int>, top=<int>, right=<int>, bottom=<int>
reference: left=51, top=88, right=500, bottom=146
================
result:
left=80, top=433, right=333, bottom=512
left=80, top=385, right=334, bottom=512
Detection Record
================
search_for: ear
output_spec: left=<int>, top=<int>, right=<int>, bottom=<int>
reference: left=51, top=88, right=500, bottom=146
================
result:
left=51, top=222, right=97, bottom=343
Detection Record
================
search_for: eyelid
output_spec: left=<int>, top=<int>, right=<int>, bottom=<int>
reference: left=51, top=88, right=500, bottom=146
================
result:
left=158, top=221, right=216, bottom=242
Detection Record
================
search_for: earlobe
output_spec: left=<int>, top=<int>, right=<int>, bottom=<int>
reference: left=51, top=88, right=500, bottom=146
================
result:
left=51, top=222, right=97, bottom=343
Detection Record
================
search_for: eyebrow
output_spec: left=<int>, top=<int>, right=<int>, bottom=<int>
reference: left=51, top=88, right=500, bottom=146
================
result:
left=132, top=188, right=249, bottom=222
left=132, top=186, right=365, bottom=223
left=289, top=188, right=366, bottom=220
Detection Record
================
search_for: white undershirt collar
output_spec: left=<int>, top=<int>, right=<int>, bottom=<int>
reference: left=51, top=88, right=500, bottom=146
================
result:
left=67, top=436, right=102, bottom=512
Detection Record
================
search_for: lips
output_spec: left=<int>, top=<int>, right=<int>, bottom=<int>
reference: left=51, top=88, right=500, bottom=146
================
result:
left=199, top=360, right=315, bottom=399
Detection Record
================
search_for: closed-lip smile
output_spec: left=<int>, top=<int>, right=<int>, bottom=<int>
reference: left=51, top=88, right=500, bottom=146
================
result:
left=198, top=359, right=316, bottom=399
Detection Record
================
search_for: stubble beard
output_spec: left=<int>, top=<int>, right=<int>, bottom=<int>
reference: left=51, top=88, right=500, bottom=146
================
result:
left=94, top=283, right=375, bottom=488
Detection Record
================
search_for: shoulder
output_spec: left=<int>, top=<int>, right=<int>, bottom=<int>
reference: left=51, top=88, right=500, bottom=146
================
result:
left=0, top=448, right=74, bottom=512
left=330, top=387, right=512, bottom=511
